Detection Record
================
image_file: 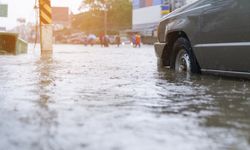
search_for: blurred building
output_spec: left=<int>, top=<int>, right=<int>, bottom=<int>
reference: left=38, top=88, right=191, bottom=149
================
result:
left=0, top=3, right=8, bottom=32
left=52, top=7, right=71, bottom=31
left=132, top=0, right=190, bottom=38
left=0, top=27, right=6, bottom=31
left=8, top=22, right=37, bottom=42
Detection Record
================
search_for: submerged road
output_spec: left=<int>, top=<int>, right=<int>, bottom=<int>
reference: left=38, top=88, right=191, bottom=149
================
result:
left=0, top=44, right=250, bottom=150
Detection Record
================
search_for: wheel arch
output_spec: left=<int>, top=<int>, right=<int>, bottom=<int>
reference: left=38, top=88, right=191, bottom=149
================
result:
left=161, top=31, right=197, bottom=66
left=162, top=30, right=201, bottom=73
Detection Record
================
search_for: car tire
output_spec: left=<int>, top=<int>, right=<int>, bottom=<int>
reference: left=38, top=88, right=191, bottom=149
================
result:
left=171, top=37, right=200, bottom=73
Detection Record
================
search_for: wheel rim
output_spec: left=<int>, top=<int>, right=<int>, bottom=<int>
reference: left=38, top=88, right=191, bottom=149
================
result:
left=175, top=49, right=191, bottom=72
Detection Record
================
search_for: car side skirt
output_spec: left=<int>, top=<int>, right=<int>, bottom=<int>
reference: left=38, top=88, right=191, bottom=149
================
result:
left=201, top=69, right=250, bottom=79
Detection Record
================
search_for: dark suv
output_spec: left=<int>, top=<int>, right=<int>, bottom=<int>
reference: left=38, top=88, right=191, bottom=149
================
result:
left=155, top=0, right=250, bottom=78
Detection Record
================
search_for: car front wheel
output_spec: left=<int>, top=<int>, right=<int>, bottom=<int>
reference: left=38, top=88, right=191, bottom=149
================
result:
left=175, top=49, right=191, bottom=72
left=171, top=37, right=200, bottom=73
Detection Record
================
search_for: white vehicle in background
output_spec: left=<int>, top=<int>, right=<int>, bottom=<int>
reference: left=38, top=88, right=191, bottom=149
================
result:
left=66, top=32, right=85, bottom=44
left=121, top=37, right=131, bottom=45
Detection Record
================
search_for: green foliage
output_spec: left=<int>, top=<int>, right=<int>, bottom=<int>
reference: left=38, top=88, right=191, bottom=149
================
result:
left=108, top=0, right=132, bottom=31
left=72, top=0, right=132, bottom=34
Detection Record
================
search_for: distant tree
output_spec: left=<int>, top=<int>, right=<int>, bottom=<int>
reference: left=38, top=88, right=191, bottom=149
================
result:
left=73, top=0, right=132, bottom=34
left=108, top=0, right=132, bottom=31
left=79, top=0, right=108, bottom=12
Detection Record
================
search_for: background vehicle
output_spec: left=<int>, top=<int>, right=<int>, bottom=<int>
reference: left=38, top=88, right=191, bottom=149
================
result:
left=121, top=37, right=131, bottom=45
left=155, top=0, right=250, bottom=78
left=66, top=33, right=86, bottom=44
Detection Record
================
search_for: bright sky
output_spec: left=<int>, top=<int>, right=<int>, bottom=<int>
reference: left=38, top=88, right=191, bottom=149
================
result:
left=0, top=0, right=83, bottom=29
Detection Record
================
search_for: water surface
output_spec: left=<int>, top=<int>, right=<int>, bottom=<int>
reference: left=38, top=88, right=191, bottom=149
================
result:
left=0, top=44, right=249, bottom=150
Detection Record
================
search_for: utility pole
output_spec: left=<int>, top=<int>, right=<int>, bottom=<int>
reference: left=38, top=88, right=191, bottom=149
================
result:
left=170, top=0, right=174, bottom=11
left=39, top=0, right=53, bottom=53
left=103, top=0, right=108, bottom=35
left=104, top=8, right=107, bottom=35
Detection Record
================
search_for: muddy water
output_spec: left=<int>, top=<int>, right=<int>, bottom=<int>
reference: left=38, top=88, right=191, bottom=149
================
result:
left=0, top=44, right=249, bottom=150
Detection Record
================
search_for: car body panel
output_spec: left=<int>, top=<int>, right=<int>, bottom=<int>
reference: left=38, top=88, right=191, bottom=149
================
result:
left=194, top=0, right=250, bottom=72
left=154, top=42, right=166, bottom=58
left=155, top=0, right=250, bottom=77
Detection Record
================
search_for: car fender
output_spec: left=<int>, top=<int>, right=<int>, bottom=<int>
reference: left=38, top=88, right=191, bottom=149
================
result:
left=160, top=16, right=201, bottom=66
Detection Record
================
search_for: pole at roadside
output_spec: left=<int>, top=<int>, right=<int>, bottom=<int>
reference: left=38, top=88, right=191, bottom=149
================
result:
left=104, top=8, right=107, bottom=35
left=39, top=0, right=53, bottom=53
left=103, top=0, right=108, bottom=36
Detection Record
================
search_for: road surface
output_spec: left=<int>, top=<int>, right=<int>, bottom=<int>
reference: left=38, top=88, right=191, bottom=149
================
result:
left=0, top=44, right=250, bottom=150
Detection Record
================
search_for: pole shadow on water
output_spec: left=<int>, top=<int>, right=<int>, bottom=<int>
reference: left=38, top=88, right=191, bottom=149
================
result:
left=37, top=51, right=54, bottom=105
left=31, top=51, right=59, bottom=149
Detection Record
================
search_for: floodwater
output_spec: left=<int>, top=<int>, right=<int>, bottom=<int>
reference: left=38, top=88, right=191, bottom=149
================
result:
left=0, top=44, right=249, bottom=150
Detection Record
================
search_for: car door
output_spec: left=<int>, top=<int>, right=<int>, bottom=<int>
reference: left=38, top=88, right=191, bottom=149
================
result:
left=234, top=0, right=250, bottom=72
left=193, top=0, right=250, bottom=73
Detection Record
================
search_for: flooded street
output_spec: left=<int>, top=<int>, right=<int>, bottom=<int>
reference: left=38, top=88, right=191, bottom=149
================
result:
left=0, top=44, right=250, bottom=150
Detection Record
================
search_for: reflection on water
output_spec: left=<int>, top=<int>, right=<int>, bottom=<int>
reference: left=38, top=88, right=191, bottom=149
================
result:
left=35, top=53, right=58, bottom=150
left=37, top=52, right=54, bottom=105
left=0, top=44, right=249, bottom=150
